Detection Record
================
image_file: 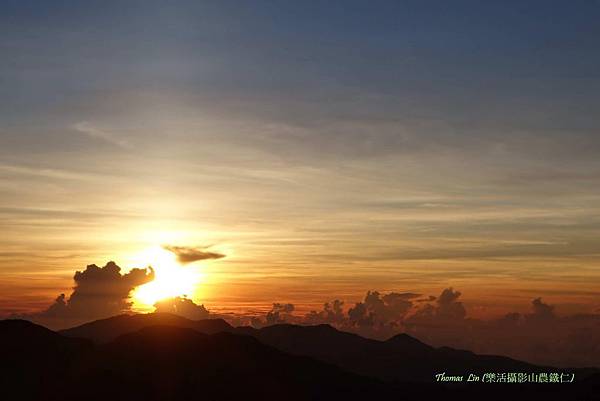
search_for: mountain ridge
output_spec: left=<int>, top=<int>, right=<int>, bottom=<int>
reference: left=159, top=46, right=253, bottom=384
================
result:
left=57, top=312, right=600, bottom=383
left=2, top=317, right=600, bottom=401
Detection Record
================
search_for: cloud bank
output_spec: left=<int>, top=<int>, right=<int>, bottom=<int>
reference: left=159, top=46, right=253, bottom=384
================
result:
left=249, top=289, right=600, bottom=368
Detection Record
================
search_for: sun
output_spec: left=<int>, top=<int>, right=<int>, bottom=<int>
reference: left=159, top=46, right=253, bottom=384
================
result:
left=130, top=246, right=202, bottom=308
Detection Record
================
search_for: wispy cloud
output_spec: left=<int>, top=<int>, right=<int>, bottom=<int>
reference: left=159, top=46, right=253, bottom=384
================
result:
left=163, top=245, right=226, bottom=264
left=72, top=121, right=131, bottom=149
left=0, top=163, right=96, bottom=181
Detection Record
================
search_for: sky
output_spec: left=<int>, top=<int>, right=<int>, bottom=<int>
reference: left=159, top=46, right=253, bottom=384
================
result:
left=1, top=0, right=600, bottom=321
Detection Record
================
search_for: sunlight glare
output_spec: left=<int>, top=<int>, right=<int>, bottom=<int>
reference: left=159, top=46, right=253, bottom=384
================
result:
left=131, top=246, right=201, bottom=307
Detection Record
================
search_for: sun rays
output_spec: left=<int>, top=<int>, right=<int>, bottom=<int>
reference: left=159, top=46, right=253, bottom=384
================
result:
left=131, top=246, right=203, bottom=308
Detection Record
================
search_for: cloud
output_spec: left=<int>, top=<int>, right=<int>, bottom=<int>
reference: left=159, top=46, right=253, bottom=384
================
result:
left=530, top=297, right=555, bottom=320
left=266, top=302, right=295, bottom=325
left=347, top=291, right=420, bottom=330
left=347, top=302, right=374, bottom=328
left=162, top=245, right=225, bottom=264
left=435, top=287, right=467, bottom=320
left=251, top=290, right=423, bottom=338
left=250, top=303, right=296, bottom=327
left=72, top=121, right=131, bottom=149
left=15, top=261, right=154, bottom=329
left=402, top=292, right=600, bottom=368
left=248, top=287, right=600, bottom=368
left=403, top=288, right=466, bottom=328
left=154, top=296, right=210, bottom=320
left=305, top=300, right=345, bottom=325
left=0, top=163, right=98, bottom=181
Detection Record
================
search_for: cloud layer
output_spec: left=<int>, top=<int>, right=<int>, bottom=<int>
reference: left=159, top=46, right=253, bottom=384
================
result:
left=249, top=288, right=600, bottom=368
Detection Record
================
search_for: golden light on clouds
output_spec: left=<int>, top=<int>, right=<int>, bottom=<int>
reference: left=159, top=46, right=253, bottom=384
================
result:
left=130, top=246, right=204, bottom=310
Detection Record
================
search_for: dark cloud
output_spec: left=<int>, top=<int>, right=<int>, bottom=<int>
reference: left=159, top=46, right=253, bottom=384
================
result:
left=248, top=288, right=600, bottom=368
left=347, top=291, right=420, bottom=331
left=250, top=303, right=296, bottom=327
left=305, top=300, right=345, bottom=325
left=154, top=296, right=210, bottom=320
left=435, top=287, right=467, bottom=320
left=15, top=261, right=154, bottom=329
left=250, top=290, right=423, bottom=338
left=401, top=288, right=466, bottom=327
left=402, top=292, right=600, bottom=368
left=266, top=303, right=295, bottom=325
left=163, top=245, right=225, bottom=264
left=348, top=302, right=374, bottom=328
left=530, top=297, right=555, bottom=320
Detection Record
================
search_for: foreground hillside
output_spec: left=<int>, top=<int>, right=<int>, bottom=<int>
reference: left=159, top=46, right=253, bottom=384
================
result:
left=0, top=316, right=598, bottom=401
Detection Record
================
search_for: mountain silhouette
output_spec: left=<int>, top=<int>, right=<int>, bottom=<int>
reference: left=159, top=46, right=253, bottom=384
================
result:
left=0, top=320, right=92, bottom=401
left=3, top=319, right=390, bottom=401
left=239, top=323, right=544, bottom=381
left=60, top=313, right=598, bottom=383
left=59, top=312, right=233, bottom=343
left=70, top=325, right=390, bottom=401
left=3, top=316, right=599, bottom=401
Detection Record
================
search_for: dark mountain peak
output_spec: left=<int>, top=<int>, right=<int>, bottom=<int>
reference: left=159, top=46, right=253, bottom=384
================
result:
left=254, top=323, right=380, bottom=357
left=120, top=324, right=206, bottom=339
left=59, top=312, right=233, bottom=343
left=1, top=319, right=92, bottom=401
left=252, top=322, right=382, bottom=365
left=385, top=332, right=433, bottom=351
left=436, top=345, right=476, bottom=357
left=105, top=325, right=210, bottom=352
left=305, top=323, right=340, bottom=332
left=259, top=322, right=368, bottom=343
left=386, top=332, right=416, bottom=341
left=1, top=318, right=89, bottom=348
left=1, top=318, right=53, bottom=335
left=195, top=316, right=234, bottom=331
left=107, top=325, right=269, bottom=357
left=262, top=322, right=338, bottom=334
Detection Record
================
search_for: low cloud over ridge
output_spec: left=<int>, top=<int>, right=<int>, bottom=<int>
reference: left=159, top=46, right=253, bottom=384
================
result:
left=154, top=296, right=210, bottom=320
left=249, top=288, right=600, bottom=369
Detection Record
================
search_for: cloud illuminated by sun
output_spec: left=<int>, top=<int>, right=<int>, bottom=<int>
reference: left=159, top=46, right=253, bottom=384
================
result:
left=130, top=246, right=204, bottom=308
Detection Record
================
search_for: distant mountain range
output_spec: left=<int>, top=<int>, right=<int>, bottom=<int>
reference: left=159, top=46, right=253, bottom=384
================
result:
left=59, top=312, right=599, bottom=383
left=1, top=314, right=599, bottom=401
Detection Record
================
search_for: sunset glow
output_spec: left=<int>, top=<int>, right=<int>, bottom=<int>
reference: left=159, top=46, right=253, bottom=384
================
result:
left=131, top=246, right=202, bottom=308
